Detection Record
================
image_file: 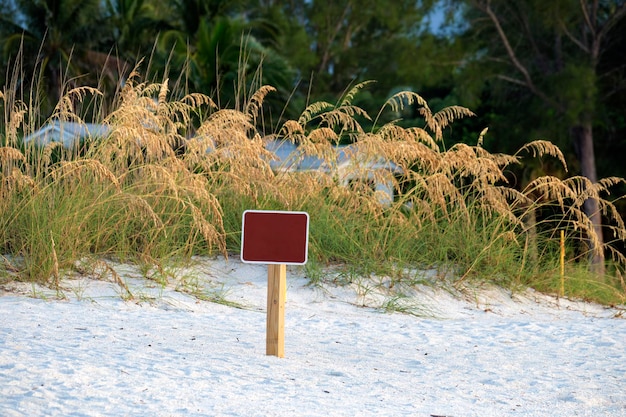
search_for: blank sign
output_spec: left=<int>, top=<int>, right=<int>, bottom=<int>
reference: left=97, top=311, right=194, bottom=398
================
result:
left=241, top=210, right=310, bottom=265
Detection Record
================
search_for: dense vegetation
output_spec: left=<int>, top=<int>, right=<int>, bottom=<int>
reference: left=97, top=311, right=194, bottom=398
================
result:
left=1, top=0, right=625, bottom=305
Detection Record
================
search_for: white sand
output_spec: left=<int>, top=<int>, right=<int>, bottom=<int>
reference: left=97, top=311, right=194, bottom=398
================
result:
left=1, top=257, right=625, bottom=416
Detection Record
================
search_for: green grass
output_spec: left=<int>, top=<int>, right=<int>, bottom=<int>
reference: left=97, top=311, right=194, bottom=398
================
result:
left=1, top=77, right=625, bottom=308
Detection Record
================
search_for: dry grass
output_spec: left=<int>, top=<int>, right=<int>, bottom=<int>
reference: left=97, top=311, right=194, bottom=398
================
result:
left=1, top=76, right=625, bottom=304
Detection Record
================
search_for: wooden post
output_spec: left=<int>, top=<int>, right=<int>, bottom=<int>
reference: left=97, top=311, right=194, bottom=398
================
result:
left=560, top=230, right=565, bottom=297
left=241, top=210, right=309, bottom=357
left=266, top=263, right=286, bottom=357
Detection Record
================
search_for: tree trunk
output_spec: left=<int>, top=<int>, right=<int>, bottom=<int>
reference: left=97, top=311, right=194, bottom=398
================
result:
left=572, top=123, right=605, bottom=275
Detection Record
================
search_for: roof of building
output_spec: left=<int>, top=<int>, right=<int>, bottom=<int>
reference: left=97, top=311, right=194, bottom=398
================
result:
left=265, top=139, right=401, bottom=175
left=22, top=121, right=111, bottom=148
left=22, top=122, right=401, bottom=175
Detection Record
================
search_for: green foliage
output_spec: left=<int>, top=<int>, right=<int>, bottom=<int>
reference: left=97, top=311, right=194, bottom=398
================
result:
left=1, top=0, right=114, bottom=110
left=552, top=64, right=597, bottom=124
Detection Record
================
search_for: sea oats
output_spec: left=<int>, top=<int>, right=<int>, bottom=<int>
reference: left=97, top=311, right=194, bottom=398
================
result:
left=51, top=87, right=102, bottom=122
left=0, top=147, right=26, bottom=164
left=245, top=85, right=276, bottom=120
left=297, top=101, right=334, bottom=126
left=0, top=168, right=36, bottom=200
left=516, top=140, right=568, bottom=171
left=2, top=69, right=625, bottom=289
left=3, top=100, right=27, bottom=147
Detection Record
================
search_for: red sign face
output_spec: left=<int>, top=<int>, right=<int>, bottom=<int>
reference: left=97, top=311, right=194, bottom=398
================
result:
left=241, top=210, right=310, bottom=265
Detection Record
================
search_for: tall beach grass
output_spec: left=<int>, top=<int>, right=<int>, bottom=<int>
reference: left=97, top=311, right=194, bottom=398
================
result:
left=1, top=72, right=625, bottom=305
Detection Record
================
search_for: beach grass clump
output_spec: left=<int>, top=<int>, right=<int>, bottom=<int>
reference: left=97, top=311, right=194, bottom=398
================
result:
left=1, top=75, right=625, bottom=306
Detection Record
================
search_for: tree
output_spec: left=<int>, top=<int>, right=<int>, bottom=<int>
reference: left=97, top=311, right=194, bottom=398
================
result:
left=155, top=3, right=296, bottom=124
left=448, top=0, right=626, bottom=274
left=251, top=1, right=432, bottom=105
left=0, top=0, right=123, bottom=114
left=102, top=0, right=170, bottom=62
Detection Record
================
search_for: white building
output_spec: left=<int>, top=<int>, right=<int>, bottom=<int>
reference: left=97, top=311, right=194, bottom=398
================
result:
left=22, top=121, right=110, bottom=148
left=265, top=139, right=402, bottom=205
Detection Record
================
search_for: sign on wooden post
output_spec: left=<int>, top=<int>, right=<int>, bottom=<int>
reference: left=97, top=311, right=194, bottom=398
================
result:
left=241, top=210, right=310, bottom=357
